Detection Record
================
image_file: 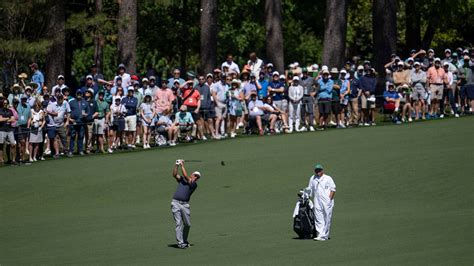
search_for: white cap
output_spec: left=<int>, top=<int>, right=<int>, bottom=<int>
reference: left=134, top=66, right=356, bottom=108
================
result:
left=321, top=65, right=329, bottom=72
left=445, top=48, right=451, bottom=53
left=434, top=57, right=441, bottom=62
left=292, top=76, right=300, bottom=81
left=57, top=75, right=65, bottom=79
left=267, top=63, right=274, bottom=67
left=407, top=58, right=414, bottom=62
left=311, top=64, right=319, bottom=70
left=192, top=171, right=201, bottom=178
left=357, top=65, right=364, bottom=71
left=397, top=61, right=404, bottom=66
left=272, top=71, right=280, bottom=76
left=443, top=62, right=449, bottom=66
left=142, top=77, right=149, bottom=82
left=414, top=61, right=421, bottom=66
left=340, top=69, right=347, bottom=74
left=86, top=75, right=93, bottom=80
left=279, top=74, right=286, bottom=79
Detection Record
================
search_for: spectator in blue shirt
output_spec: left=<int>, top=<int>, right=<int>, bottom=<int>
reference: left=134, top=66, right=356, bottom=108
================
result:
left=29, top=63, right=44, bottom=94
left=257, top=71, right=269, bottom=99
left=316, top=69, right=333, bottom=130
left=79, top=75, right=99, bottom=96
left=122, top=87, right=138, bottom=149
left=68, top=91, right=89, bottom=156
left=383, top=82, right=401, bottom=123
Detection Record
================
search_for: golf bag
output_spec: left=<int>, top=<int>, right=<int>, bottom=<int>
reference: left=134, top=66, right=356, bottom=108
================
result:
left=293, top=188, right=316, bottom=239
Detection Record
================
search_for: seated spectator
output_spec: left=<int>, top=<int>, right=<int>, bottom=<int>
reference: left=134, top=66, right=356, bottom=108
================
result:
left=156, top=110, right=178, bottom=146
left=383, top=82, right=401, bottom=123
left=248, top=92, right=272, bottom=135
left=174, top=105, right=195, bottom=142
left=398, top=84, right=413, bottom=122
left=263, top=95, right=288, bottom=131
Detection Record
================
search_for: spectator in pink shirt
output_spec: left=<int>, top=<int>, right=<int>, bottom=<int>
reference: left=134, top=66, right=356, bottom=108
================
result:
left=154, top=81, right=175, bottom=115
left=426, top=58, right=447, bottom=118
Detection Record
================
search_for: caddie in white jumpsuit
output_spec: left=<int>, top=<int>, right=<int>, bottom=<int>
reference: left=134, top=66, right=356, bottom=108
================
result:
left=307, top=164, right=336, bottom=241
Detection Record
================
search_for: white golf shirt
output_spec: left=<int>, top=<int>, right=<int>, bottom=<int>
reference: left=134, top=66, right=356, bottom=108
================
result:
left=308, top=174, right=336, bottom=207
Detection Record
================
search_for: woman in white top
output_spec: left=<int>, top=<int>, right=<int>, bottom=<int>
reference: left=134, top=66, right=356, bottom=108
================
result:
left=108, top=97, right=127, bottom=153
left=28, top=100, right=45, bottom=162
left=140, top=95, right=156, bottom=149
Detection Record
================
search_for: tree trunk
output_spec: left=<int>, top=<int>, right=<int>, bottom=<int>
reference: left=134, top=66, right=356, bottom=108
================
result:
left=94, top=0, right=104, bottom=74
left=118, top=0, right=137, bottom=74
left=373, top=0, right=397, bottom=96
left=200, top=0, right=218, bottom=74
left=421, top=20, right=436, bottom=49
left=44, top=0, right=66, bottom=88
left=322, top=0, right=349, bottom=69
left=265, top=0, right=284, bottom=73
left=179, top=0, right=189, bottom=72
left=405, top=0, right=421, bottom=51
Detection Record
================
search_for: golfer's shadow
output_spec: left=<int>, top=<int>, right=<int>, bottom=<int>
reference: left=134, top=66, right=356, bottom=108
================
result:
left=167, top=244, right=194, bottom=248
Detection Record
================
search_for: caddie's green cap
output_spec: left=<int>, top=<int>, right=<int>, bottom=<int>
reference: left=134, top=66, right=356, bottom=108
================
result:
left=314, top=164, right=324, bottom=170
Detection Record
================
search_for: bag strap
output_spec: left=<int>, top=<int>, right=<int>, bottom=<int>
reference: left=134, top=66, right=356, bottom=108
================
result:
left=182, top=88, right=195, bottom=103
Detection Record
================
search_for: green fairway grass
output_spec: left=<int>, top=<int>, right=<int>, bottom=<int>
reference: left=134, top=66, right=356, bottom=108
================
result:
left=1, top=117, right=473, bottom=265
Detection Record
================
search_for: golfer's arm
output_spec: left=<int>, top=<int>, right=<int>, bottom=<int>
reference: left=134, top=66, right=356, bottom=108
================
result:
left=329, top=191, right=335, bottom=200
left=180, top=164, right=191, bottom=182
left=172, top=165, right=180, bottom=181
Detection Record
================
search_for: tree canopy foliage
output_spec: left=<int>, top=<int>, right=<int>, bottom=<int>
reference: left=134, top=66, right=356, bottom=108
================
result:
left=0, top=0, right=472, bottom=88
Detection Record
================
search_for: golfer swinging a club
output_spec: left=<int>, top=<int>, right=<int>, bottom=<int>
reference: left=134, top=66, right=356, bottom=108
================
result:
left=171, top=159, right=201, bottom=249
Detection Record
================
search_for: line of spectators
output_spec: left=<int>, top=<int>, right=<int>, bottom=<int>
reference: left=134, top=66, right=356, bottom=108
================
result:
left=1, top=48, right=473, bottom=165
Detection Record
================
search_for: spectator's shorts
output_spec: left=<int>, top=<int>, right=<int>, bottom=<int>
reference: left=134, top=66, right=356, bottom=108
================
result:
left=411, top=88, right=426, bottom=101
left=318, top=98, right=332, bottom=114
left=16, top=125, right=29, bottom=141
left=125, top=115, right=137, bottom=131
left=178, top=125, right=193, bottom=132
left=47, top=127, right=57, bottom=139
left=464, top=84, right=474, bottom=100
left=141, top=117, right=156, bottom=127
left=361, top=94, right=376, bottom=109
left=112, top=117, right=125, bottom=132
left=187, top=106, right=202, bottom=121
left=199, top=108, right=216, bottom=120
left=0, top=131, right=16, bottom=145
left=156, top=125, right=168, bottom=135
left=273, top=100, right=288, bottom=112
left=214, top=103, right=227, bottom=118
left=429, top=84, right=443, bottom=100
left=94, top=118, right=106, bottom=135
left=241, top=101, right=249, bottom=115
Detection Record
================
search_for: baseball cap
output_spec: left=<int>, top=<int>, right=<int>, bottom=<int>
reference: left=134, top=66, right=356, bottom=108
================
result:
left=340, top=69, right=347, bottom=74
left=272, top=71, right=279, bottom=76
left=279, top=74, right=286, bottom=80
left=428, top=49, right=435, bottom=53
left=118, top=63, right=126, bottom=69
left=357, top=65, right=364, bottom=71
left=397, top=61, right=404, bottom=66
left=314, top=164, right=324, bottom=171
left=292, top=76, right=300, bottom=81
left=434, top=58, right=441, bottom=62
left=149, top=76, right=156, bottom=81
left=206, top=73, right=213, bottom=79
left=87, top=88, right=94, bottom=94
left=267, top=63, right=274, bottom=68
left=86, top=75, right=93, bottom=80
left=131, top=75, right=139, bottom=81
left=414, top=61, right=421, bottom=66
left=57, top=75, right=65, bottom=80
left=407, top=58, right=414, bottom=62
left=213, top=68, right=222, bottom=73
left=192, top=171, right=201, bottom=178
left=142, top=77, right=149, bottom=82
left=133, top=80, right=140, bottom=86
left=321, top=69, right=330, bottom=75
left=173, top=79, right=180, bottom=84
left=128, top=86, right=135, bottom=91
left=444, top=48, right=451, bottom=53
left=443, top=62, right=449, bottom=66
left=410, top=49, right=417, bottom=54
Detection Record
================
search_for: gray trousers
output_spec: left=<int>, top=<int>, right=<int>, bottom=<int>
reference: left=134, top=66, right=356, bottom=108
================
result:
left=301, top=96, right=315, bottom=126
left=171, top=199, right=191, bottom=244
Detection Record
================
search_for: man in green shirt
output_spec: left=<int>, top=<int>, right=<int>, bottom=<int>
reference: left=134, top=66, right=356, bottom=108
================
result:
left=94, top=91, right=110, bottom=153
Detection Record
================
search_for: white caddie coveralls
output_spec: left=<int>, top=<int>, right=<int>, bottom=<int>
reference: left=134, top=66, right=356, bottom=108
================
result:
left=308, top=174, right=336, bottom=240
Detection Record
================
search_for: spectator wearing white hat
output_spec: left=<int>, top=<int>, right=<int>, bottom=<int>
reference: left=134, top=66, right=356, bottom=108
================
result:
left=442, top=49, right=453, bottom=64
left=79, top=75, right=99, bottom=96
left=440, top=62, right=458, bottom=117
left=411, top=61, right=427, bottom=120
left=114, top=63, right=132, bottom=89
left=288, top=76, right=303, bottom=133
left=427, top=58, right=446, bottom=118
left=52, top=75, right=67, bottom=96
left=268, top=71, right=288, bottom=127
left=339, top=69, right=350, bottom=127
